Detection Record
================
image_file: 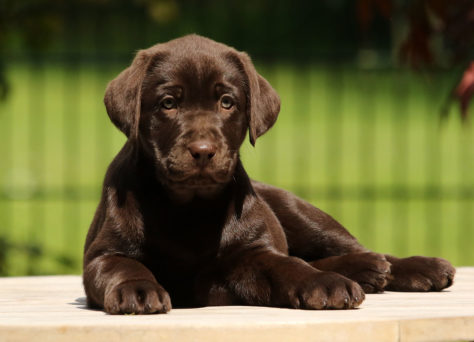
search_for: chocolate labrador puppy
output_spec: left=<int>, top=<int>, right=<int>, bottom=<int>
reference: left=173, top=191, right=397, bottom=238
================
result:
left=83, top=35, right=455, bottom=314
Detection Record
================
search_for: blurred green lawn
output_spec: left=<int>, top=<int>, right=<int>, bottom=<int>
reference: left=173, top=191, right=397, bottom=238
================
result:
left=0, top=62, right=473, bottom=275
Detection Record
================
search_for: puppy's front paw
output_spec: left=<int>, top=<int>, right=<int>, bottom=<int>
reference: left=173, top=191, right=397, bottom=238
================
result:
left=341, top=253, right=392, bottom=294
left=386, top=256, right=455, bottom=292
left=104, top=279, right=171, bottom=314
left=292, top=272, right=365, bottom=310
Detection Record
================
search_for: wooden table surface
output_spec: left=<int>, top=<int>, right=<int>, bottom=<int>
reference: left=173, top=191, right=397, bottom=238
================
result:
left=1, top=267, right=473, bottom=342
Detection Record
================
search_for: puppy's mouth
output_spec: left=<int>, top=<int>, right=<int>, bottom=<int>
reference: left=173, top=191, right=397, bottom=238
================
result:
left=168, top=172, right=228, bottom=187
left=165, top=165, right=233, bottom=188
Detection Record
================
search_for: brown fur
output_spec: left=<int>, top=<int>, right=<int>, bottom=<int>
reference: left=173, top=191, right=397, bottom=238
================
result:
left=83, top=35, right=455, bottom=314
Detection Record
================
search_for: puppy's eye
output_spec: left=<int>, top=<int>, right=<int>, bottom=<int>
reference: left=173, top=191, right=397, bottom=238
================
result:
left=220, top=95, right=234, bottom=110
left=161, top=96, right=177, bottom=110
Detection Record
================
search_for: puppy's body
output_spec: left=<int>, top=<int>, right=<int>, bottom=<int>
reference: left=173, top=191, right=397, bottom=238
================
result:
left=83, top=35, right=455, bottom=314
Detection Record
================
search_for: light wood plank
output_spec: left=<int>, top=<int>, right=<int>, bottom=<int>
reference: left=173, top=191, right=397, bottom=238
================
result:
left=1, top=268, right=473, bottom=342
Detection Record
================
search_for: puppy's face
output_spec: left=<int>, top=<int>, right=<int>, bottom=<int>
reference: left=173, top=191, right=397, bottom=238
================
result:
left=139, top=52, right=248, bottom=197
left=104, top=35, right=280, bottom=200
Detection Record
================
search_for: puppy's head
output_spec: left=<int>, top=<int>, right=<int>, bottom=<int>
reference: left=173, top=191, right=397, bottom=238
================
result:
left=104, top=35, right=280, bottom=199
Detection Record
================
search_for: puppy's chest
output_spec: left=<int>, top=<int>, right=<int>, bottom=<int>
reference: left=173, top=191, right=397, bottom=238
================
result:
left=141, top=208, right=225, bottom=272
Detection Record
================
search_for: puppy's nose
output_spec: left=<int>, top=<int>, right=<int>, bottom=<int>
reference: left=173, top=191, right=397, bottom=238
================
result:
left=188, top=140, right=217, bottom=165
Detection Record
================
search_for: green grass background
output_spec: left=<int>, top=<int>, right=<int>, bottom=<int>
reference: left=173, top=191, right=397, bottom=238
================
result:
left=0, top=61, right=473, bottom=275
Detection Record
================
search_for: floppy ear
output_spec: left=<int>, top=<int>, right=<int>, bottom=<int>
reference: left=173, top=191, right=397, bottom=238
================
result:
left=230, top=52, right=280, bottom=146
left=104, top=48, right=164, bottom=138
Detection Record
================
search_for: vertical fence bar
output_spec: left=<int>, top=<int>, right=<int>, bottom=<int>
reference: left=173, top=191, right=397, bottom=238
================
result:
left=0, top=62, right=13, bottom=275
left=458, top=125, right=474, bottom=265
left=356, top=69, right=376, bottom=249
left=391, top=71, right=409, bottom=257
left=298, top=63, right=314, bottom=200
left=94, top=11, right=113, bottom=192
left=260, top=62, right=278, bottom=185
left=325, top=65, right=343, bottom=218
left=61, top=8, right=81, bottom=273
left=424, top=77, right=442, bottom=258
left=24, top=60, right=33, bottom=274
left=26, top=56, right=45, bottom=274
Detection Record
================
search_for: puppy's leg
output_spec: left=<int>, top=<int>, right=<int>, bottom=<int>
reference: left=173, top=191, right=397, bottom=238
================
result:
left=83, top=255, right=171, bottom=314
left=253, top=181, right=392, bottom=292
left=196, top=251, right=365, bottom=310
left=252, top=181, right=368, bottom=258
left=253, top=181, right=455, bottom=292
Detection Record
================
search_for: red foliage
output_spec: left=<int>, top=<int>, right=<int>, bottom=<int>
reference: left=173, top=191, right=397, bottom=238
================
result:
left=455, top=62, right=474, bottom=120
left=357, top=0, right=474, bottom=120
left=356, top=0, right=392, bottom=32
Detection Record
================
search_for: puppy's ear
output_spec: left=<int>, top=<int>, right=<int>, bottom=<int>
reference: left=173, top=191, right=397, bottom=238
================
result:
left=228, top=52, right=280, bottom=146
left=104, top=48, right=164, bottom=138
